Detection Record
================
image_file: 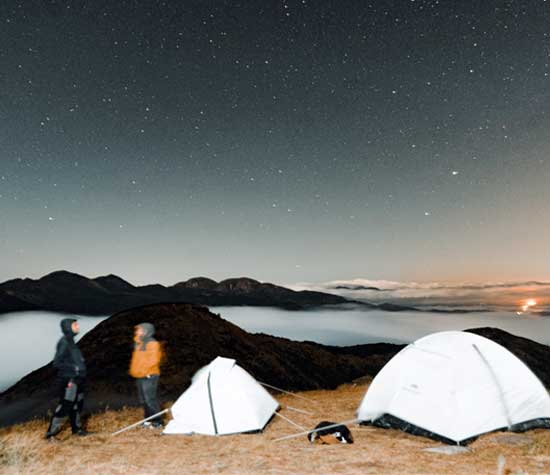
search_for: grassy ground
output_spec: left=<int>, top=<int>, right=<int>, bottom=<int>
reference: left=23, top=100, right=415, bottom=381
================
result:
left=1, top=383, right=549, bottom=475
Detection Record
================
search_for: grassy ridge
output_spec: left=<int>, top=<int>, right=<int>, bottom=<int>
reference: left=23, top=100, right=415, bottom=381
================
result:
left=1, top=383, right=549, bottom=475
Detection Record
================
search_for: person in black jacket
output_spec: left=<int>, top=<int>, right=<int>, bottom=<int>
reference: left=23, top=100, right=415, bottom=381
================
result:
left=45, top=318, right=89, bottom=439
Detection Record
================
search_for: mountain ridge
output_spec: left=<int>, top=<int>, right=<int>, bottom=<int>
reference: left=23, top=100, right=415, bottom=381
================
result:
left=0, top=270, right=486, bottom=316
left=0, top=270, right=353, bottom=315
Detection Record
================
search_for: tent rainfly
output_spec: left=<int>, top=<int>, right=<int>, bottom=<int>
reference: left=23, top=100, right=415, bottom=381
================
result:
left=163, top=356, right=279, bottom=435
left=357, top=331, right=550, bottom=445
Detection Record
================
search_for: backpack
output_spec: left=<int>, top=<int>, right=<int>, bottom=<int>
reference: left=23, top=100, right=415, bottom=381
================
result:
left=308, top=421, right=354, bottom=444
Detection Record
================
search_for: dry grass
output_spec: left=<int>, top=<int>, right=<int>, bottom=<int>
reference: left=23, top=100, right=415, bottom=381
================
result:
left=1, top=383, right=550, bottom=475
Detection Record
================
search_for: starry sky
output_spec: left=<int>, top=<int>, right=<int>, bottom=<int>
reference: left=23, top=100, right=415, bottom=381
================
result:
left=1, top=0, right=549, bottom=286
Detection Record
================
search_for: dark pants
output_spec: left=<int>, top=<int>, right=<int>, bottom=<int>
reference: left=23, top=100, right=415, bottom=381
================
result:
left=46, top=378, right=85, bottom=437
left=136, top=375, right=162, bottom=423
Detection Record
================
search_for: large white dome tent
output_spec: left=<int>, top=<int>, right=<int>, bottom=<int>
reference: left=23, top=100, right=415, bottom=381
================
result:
left=163, top=356, right=279, bottom=436
left=357, top=331, right=550, bottom=444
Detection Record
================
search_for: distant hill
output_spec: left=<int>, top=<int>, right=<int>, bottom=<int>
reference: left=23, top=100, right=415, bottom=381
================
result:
left=0, top=302, right=400, bottom=427
left=0, top=270, right=354, bottom=315
left=0, top=289, right=38, bottom=313
left=332, top=285, right=383, bottom=291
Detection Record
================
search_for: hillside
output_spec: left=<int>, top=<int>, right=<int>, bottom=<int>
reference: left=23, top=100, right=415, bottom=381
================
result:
left=1, top=383, right=549, bottom=475
left=2, top=300, right=549, bottom=431
left=0, top=290, right=37, bottom=313
left=0, top=302, right=399, bottom=427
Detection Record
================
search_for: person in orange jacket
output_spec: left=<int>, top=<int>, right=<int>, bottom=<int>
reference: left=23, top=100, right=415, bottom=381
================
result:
left=129, top=323, right=163, bottom=428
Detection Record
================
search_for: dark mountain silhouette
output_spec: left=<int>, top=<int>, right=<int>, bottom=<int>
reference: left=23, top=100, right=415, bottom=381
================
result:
left=333, top=285, right=384, bottom=291
left=0, top=303, right=399, bottom=427
left=174, top=277, right=218, bottom=290
left=376, top=303, right=419, bottom=312
left=0, top=270, right=351, bottom=315
left=94, top=274, right=136, bottom=293
left=0, top=290, right=38, bottom=313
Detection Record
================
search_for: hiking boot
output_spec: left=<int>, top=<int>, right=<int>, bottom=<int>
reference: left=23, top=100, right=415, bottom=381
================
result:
left=46, top=416, right=64, bottom=439
left=72, top=429, right=91, bottom=436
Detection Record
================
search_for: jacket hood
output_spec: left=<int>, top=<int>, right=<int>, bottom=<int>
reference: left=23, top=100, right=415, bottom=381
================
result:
left=60, top=318, right=77, bottom=337
left=135, top=322, right=156, bottom=351
left=137, top=322, right=155, bottom=339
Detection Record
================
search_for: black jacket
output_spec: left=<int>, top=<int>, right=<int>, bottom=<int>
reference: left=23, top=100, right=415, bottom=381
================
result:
left=53, top=318, right=87, bottom=380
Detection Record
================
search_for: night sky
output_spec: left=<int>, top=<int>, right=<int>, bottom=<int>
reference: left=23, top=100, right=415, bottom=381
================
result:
left=1, top=1, right=549, bottom=286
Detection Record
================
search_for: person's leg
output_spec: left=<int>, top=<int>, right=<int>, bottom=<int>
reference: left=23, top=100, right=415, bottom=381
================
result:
left=46, top=379, right=73, bottom=438
left=136, top=378, right=148, bottom=419
left=69, top=382, right=86, bottom=433
left=142, top=375, right=162, bottom=425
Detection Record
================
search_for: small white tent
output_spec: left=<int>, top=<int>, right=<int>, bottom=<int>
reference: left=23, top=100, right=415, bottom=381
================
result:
left=357, top=331, right=550, bottom=444
left=163, top=357, right=279, bottom=435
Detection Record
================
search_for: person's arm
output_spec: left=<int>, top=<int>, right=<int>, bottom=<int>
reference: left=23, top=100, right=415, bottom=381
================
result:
left=53, top=338, right=68, bottom=369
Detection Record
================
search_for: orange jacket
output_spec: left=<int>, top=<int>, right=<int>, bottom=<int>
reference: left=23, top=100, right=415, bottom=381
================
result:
left=129, top=340, right=162, bottom=378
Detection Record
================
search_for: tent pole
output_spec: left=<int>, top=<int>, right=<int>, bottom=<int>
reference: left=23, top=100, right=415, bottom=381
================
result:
left=111, top=408, right=171, bottom=436
left=259, top=382, right=318, bottom=404
left=274, top=412, right=306, bottom=430
left=273, top=418, right=360, bottom=442
left=472, top=344, right=513, bottom=429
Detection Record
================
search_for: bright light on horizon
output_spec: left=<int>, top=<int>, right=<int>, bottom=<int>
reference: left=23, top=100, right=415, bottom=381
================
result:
left=519, top=298, right=538, bottom=313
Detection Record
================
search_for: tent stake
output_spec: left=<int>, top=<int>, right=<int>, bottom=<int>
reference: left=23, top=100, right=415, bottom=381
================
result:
left=111, top=408, right=171, bottom=436
left=274, top=418, right=360, bottom=442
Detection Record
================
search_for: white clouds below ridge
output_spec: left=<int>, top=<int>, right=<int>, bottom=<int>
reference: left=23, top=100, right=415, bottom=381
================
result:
left=290, top=279, right=550, bottom=311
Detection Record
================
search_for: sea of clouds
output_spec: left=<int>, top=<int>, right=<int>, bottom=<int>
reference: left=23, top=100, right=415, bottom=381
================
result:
left=290, top=279, right=550, bottom=312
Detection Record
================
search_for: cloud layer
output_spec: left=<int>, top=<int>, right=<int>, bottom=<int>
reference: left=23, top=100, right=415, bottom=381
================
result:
left=291, top=279, right=550, bottom=312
